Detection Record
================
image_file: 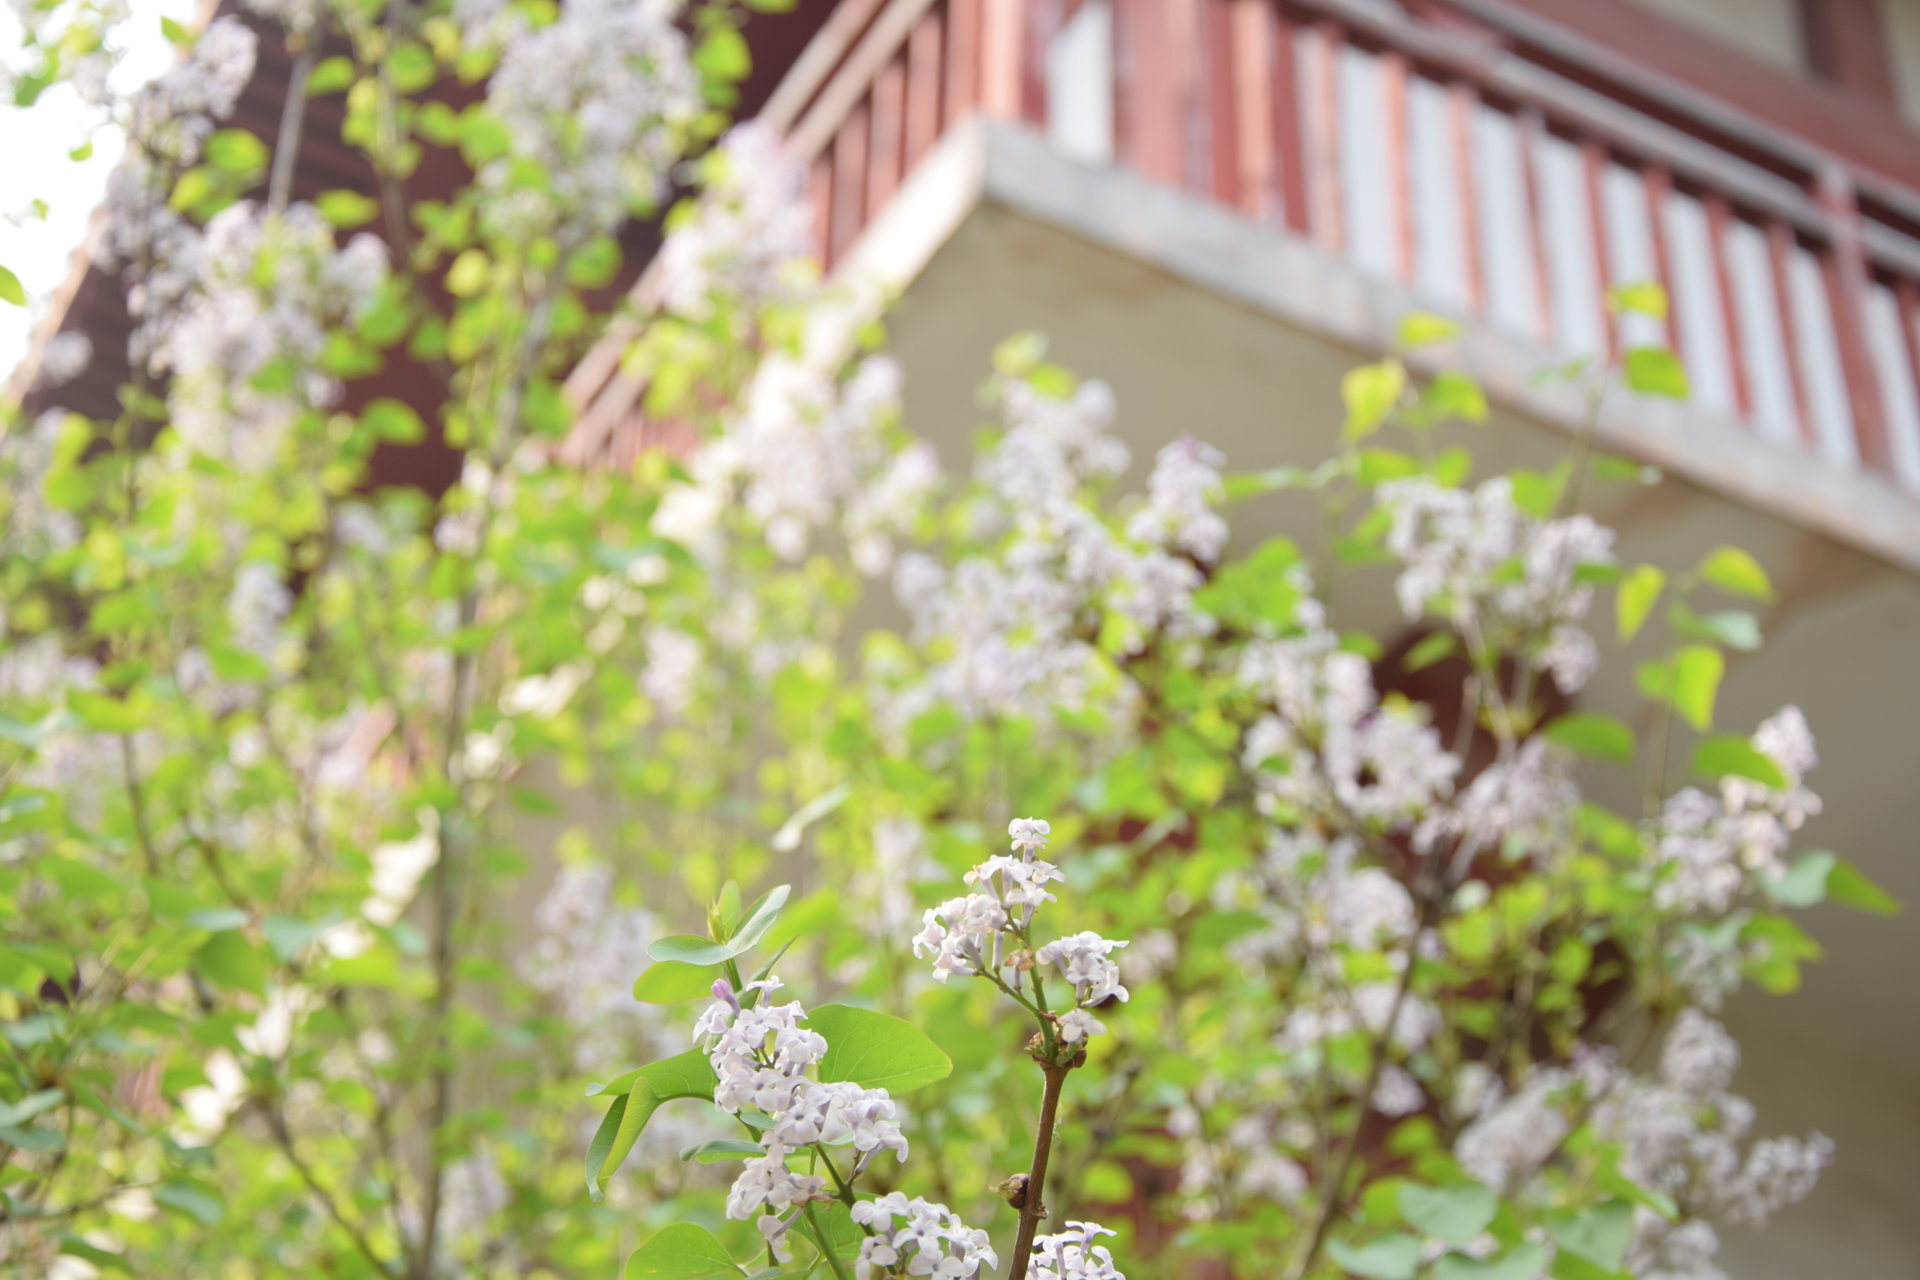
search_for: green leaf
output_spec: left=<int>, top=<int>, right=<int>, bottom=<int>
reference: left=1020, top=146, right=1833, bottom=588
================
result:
left=679, top=1137, right=765, bottom=1163
left=0, top=1088, right=65, bottom=1128
left=192, top=931, right=268, bottom=996
left=1425, top=371, right=1488, bottom=423
left=811, top=1004, right=953, bottom=1093
left=1826, top=857, right=1901, bottom=915
left=728, top=883, right=792, bottom=953
left=0, top=264, right=23, bottom=307
left=1544, top=713, right=1633, bottom=764
left=1434, top=1244, right=1552, bottom=1280
left=1623, top=346, right=1689, bottom=399
left=633, top=960, right=718, bottom=1003
left=316, top=189, right=381, bottom=229
left=1545, top=1200, right=1633, bottom=1270
left=1607, top=281, right=1668, bottom=319
left=1698, top=546, right=1775, bottom=602
left=1692, top=735, right=1788, bottom=790
left=263, top=915, right=328, bottom=962
left=693, top=24, right=752, bottom=83
left=0, top=1122, right=65, bottom=1152
left=1327, top=1232, right=1423, bottom=1280
left=1402, top=630, right=1459, bottom=673
left=1343, top=359, right=1406, bottom=440
left=160, top=15, right=193, bottom=43
left=772, top=783, right=850, bottom=853
left=185, top=907, right=250, bottom=931
left=446, top=249, right=490, bottom=297
left=624, top=1223, right=742, bottom=1280
left=1615, top=565, right=1663, bottom=643
left=388, top=42, right=438, bottom=93
left=1763, top=851, right=1836, bottom=909
left=1668, top=603, right=1761, bottom=651
left=647, top=935, right=735, bottom=965
left=364, top=397, right=427, bottom=444
left=1398, top=1181, right=1498, bottom=1247
left=204, top=129, right=269, bottom=173
left=59, top=1236, right=133, bottom=1274
left=585, top=1049, right=717, bottom=1199
left=307, top=55, right=356, bottom=94
left=1355, top=448, right=1422, bottom=486
left=1399, top=312, right=1461, bottom=347
left=1671, top=644, right=1724, bottom=732
left=155, top=1178, right=225, bottom=1227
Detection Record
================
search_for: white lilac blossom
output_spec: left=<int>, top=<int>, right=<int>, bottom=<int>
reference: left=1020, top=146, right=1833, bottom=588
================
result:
left=1652, top=707, right=1822, bottom=913
left=1593, top=1012, right=1831, bottom=1274
left=656, top=121, right=813, bottom=318
left=885, top=390, right=1226, bottom=728
left=1455, top=1065, right=1584, bottom=1193
left=225, top=562, right=292, bottom=665
left=851, top=1193, right=998, bottom=1280
left=98, top=16, right=259, bottom=366
left=1035, top=932, right=1129, bottom=1006
left=640, top=626, right=703, bottom=720
left=1239, top=604, right=1458, bottom=827
left=3, top=411, right=83, bottom=554
left=36, top=332, right=92, bottom=386
left=1378, top=477, right=1615, bottom=692
left=694, top=977, right=908, bottom=1252
left=1371, top=1065, right=1427, bottom=1117
left=1028, top=1221, right=1126, bottom=1280
left=159, top=203, right=388, bottom=469
left=914, top=820, right=1127, bottom=1044
left=657, top=352, right=917, bottom=569
left=1126, top=436, right=1229, bottom=563
left=1414, top=737, right=1579, bottom=863
left=477, top=0, right=699, bottom=243
left=522, top=864, right=671, bottom=1074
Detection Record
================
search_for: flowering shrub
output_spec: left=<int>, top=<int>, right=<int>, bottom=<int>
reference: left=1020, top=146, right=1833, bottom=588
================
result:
left=0, top=2, right=1898, bottom=1280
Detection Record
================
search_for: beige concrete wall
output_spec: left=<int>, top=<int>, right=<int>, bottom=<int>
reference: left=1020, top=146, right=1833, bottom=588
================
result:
left=1624, top=0, right=1805, bottom=71
left=1884, top=0, right=1920, bottom=125
left=873, top=183, right=1920, bottom=1276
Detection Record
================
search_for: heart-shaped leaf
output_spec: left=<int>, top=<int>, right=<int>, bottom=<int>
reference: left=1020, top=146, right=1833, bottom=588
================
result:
left=811, top=1004, right=952, bottom=1094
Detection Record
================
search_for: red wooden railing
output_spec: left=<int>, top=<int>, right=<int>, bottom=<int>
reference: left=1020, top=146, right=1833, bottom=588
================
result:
left=750, top=0, right=1920, bottom=496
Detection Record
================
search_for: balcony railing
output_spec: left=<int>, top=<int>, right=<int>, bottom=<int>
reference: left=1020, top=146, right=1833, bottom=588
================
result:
left=754, top=0, right=1920, bottom=498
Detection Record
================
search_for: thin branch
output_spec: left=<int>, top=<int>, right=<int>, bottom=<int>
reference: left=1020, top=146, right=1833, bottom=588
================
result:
left=1004, top=1063, right=1072, bottom=1280
left=268, top=40, right=318, bottom=214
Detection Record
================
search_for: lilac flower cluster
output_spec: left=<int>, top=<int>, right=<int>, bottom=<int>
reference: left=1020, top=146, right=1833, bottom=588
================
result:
left=692, top=976, right=912, bottom=1257
left=912, top=819, right=1129, bottom=1045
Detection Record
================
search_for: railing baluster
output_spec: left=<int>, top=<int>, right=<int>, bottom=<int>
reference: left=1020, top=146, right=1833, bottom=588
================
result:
left=830, top=98, right=871, bottom=264
left=1272, top=6, right=1313, bottom=235
left=809, top=154, right=834, bottom=266
left=1021, top=0, right=1053, bottom=125
left=905, top=7, right=945, bottom=169
left=1449, top=79, right=1483, bottom=310
left=1308, top=20, right=1345, bottom=255
left=1704, top=194, right=1753, bottom=420
left=1381, top=50, right=1415, bottom=284
left=1580, top=138, right=1613, bottom=358
left=1518, top=106, right=1554, bottom=343
left=944, top=0, right=981, bottom=126
left=980, top=0, right=1025, bottom=118
left=1814, top=166, right=1895, bottom=472
left=870, top=58, right=908, bottom=210
left=1114, top=0, right=1181, bottom=186
left=1765, top=219, right=1819, bottom=450
left=1643, top=163, right=1681, bottom=363
left=1205, top=0, right=1242, bottom=209
left=1229, top=0, right=1277, bottom=221
left=1894, top=279, right=1920, bottom=487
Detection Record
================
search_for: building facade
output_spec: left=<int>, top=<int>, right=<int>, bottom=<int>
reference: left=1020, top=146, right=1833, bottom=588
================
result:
left=569, top=1, right=1920, bottom=1273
